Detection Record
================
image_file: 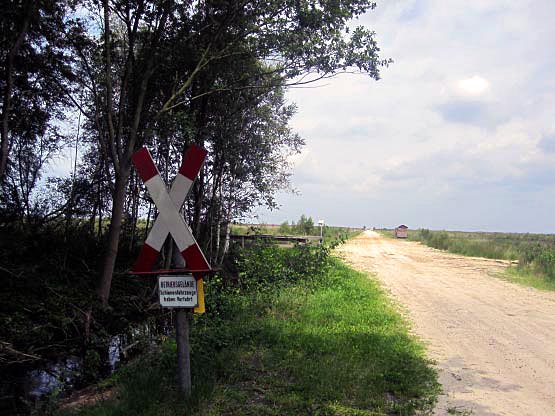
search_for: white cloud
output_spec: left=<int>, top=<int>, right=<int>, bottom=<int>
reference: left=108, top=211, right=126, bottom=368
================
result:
left=257, top=0, right=555, bottom=233
left=455, top=76, right=490, bottom=97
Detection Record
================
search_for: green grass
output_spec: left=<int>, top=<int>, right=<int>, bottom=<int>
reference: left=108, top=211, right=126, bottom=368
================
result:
left=60, top=258, right=439, bottom=416
left=501, top=267, right=555, bottom=292
left=379, top=229, right=521, bottom=260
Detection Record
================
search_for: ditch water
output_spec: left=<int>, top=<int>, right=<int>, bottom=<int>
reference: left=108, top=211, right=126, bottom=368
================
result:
left=0, top=316, right=173, bottom=415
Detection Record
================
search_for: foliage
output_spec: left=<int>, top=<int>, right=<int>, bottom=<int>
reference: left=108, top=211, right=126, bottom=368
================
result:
left=60, top=249, right=439, bottom=416
left=296, top=214, right=314, bottom=235
left=0, top=0, right=85, bottom=215
left=518, top=244, right=555, bottom=280
left=63, top=0, right=392, bottom=303
left=501, top=267, right=555, bottom=292
left=278, top=220, right=292, bottom=235
left=237, top=242, right=331, bottom=290
left=0, top=223, right=158, bottom=369
left=0, top=0, right=391, bottom=304
left=417, top=229, right=450, bottom=251
left=407, top=228, right=555, bottom=285
left=233, top=216, right=359, bottom=240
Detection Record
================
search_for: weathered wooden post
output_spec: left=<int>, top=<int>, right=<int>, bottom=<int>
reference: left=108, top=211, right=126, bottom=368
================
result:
left=172, top=245, right=191, bottom=395
left=175, top=309, right=191, bottom=395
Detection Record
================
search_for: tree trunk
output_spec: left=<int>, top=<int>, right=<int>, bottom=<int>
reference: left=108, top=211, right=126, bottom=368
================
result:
left=215, top=219, right=221, bottom=263
left=90, top=195, right=97, bottom=234
left=219, top=184, right=234, bottom=264
left=220, top=220, right=231, bottom=265
left=97, top=182, right=103, bottom=241
left=95, top=1, right=168, bottom=305
left=0, top=6, right=33, bottom=181
left=144, top=201, right=152, bottom=240
left=129, top=175, right=139, bottom=252
left=97, top=164, right=131, bottom=304
left=96, top=73, right=153, bottom=303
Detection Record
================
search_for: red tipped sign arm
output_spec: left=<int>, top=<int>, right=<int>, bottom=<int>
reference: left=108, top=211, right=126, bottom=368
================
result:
left=132, top=145, right=210, bottom=273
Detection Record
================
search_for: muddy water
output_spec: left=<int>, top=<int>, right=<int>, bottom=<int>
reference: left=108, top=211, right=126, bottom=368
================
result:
left=1, top=316, right=172, bottom=415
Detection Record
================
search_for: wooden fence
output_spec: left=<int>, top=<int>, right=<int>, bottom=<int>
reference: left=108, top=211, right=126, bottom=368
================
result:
left=230, top=234, right=322, bottom=247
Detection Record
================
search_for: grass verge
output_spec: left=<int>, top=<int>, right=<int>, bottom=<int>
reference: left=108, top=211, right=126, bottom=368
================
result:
left=59, top=256, right=439, bottom=416
left=500, top=267, right=555, bottom=292
left=379, top=229, right=555, bottom=292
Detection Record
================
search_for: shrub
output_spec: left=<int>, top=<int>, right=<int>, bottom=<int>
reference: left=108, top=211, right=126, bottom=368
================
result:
left=236, top=241, right=330, bottom=290
left=428, top=231, right=450, bottom=250
left=535, top=251, right=555, bottom=280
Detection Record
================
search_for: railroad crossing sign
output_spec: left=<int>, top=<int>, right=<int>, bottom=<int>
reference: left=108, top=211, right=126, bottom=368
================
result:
left=132, top=144, right=210, bottom=274
left=132, top=144, right=210, bottom=397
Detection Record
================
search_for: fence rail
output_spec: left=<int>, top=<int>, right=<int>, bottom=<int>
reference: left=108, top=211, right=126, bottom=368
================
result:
left=230, top=234, right=322, bottom=247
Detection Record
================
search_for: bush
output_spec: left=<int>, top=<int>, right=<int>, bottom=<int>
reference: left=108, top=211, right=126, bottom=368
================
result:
left=237, top=241, right=330, bottom=290
left=296, top=214, right=314, bottom=235
left=534, top=251, right=555, bottom=280
left=517, top=244, right=555, bottom=279
left=278, top=221, right=291, bottom=235
left=419, top=229, right=449, bottom=251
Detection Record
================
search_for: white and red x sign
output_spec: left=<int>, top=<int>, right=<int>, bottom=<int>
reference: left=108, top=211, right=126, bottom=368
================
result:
left=132, top=145, right=210, bottom=274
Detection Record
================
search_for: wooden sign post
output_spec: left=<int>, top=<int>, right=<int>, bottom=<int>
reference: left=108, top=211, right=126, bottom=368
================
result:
left=175, top=309, right=191, bottom=395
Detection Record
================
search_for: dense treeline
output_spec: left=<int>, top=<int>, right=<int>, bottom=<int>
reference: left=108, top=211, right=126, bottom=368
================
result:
left=0, top=0, right=389, bottom=305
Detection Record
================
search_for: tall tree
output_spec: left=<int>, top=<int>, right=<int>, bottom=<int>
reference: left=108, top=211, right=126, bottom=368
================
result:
left=70, top=0, right=176, bottom=303
left=0, top=0, right=81, bottom=184
left=74, top=0, right=389, bottom=304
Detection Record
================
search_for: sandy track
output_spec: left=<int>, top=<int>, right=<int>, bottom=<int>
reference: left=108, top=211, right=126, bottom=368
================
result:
left=336, top=231, right=555, bottom=416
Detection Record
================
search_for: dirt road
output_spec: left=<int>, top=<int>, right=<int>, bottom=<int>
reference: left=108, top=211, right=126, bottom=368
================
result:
left=336, top=231, right=555, bottom=416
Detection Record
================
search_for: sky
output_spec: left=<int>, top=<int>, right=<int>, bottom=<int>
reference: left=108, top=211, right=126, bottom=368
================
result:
left=256, top=0, right=555, bottom=233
